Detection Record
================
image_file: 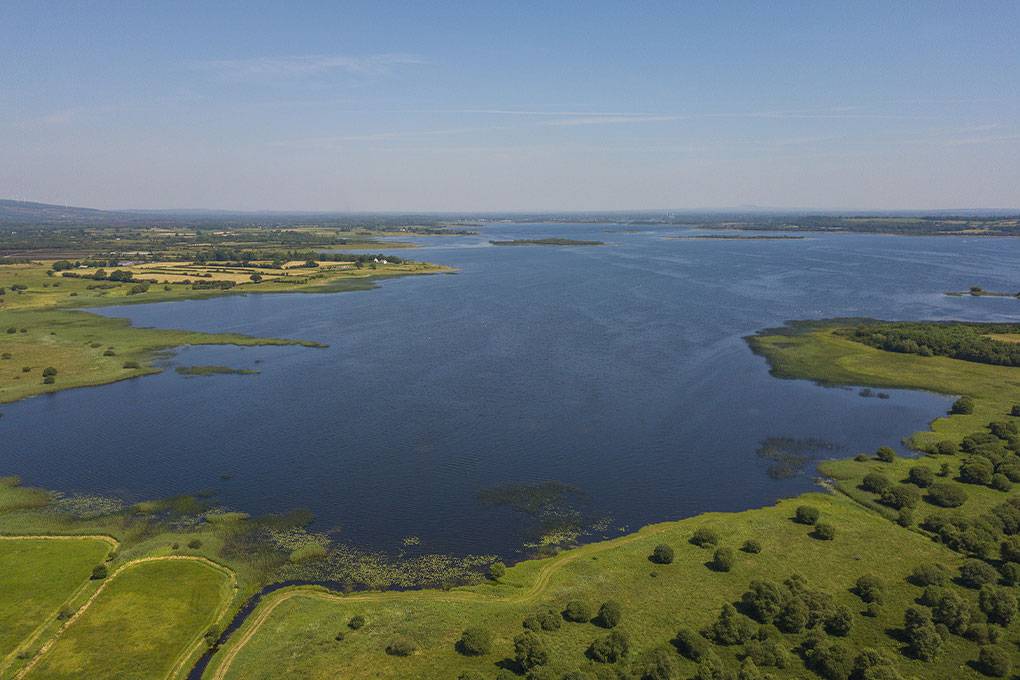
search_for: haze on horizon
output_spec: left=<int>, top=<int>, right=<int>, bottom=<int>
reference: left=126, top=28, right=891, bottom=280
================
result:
left=2, top=1, right=1019, bottom=213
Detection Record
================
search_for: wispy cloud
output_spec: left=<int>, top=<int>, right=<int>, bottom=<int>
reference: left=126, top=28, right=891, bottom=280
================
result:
left=193, top=54, right=425, bottom=80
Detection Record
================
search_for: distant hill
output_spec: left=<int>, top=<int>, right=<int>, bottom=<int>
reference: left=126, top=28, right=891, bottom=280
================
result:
left=0, top=199, right=133, bottom=227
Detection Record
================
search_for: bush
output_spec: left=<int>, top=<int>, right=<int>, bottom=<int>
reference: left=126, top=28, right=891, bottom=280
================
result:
left=976, top=645, right=1012, bottom=677
left=775, top=596, right=809, bottom=633
left=960, top=457, right=994, bottom=485
left=825, top=604, right=854, bottom=636
left=813, top=523, right=836, bottom=540
left=90, top=564, right=107, bottom=580
left=674, top=627, right=710, bottom=661
left=741, top=637, right=788, bottom=669
left=638, top=646, right=680, bottom=680
left=348, top=615, right=365, bottom=629
left=960, top=559, right=998, bottom=588
left=935, top=440, right=959, bottom=456
left=1003, top=535, right=1020, bottom=563
left=951, top=396, right=975, bottom=415
left=990, top=473, right=1012, bottom=492
left=927, top=482, right=968, bottom=507
left=690, top=528, right=719, bottom=547
left=741, top=539, right=761, bottom=554
left=876, top=446, right=896, bottom=463
left=908, top=466, right=935, bottom=487
left=863, top=603, right=881, bottom=618
left=1011, top=404, right=1020, bottom=417
left=122, top=361, right=140, bottom=369
left=741, top=580, right=785, bottom=623
left=489, top=560, right=506, bottom=580
left=930, top=588, right=971, bottom=634
left=711, top=547, right=735, bottom=572
left=880, top=485, right=920, bottom=509
left=862, top=472, right=892, bottom=494
left=911, top=563, right=949, bottom=587
left=794, top=505, right=820, bottom=525
left=596, top=601, right=622, bottom=628
left=588, top=630, right=629, bottom=663
left=385, top=637, right=416, bottom=656
left=187, top=538, right=202, bottom=549
left=704, top=603, right=756, bottom=645
left=1001, top=562, right=1020, bottom=586
left=513, top=632, right=549, bottom=670
left=651, top=543, right=674, bottom=564
left=803, top=634, right=853, bottom=680
left=903, top=607, right=942, bottom=661
left=563, top=599, right=592, bottom=623
left=854, top=575, right=884, bottom=603
left=457, top=627, right=492, bottom=656
left=896, top=508, right=914, bottom=527
left=978, top=586, right=1017, bottom=626
left=42, top=366, right=57, bottom=377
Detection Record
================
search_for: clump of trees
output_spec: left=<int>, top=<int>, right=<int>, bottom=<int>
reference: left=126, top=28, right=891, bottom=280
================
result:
left=927, top=482, right=968, bottom=508
left=843, top=321, right=1020, bottom=367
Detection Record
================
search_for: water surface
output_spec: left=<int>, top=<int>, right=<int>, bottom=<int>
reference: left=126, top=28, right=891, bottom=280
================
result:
left=4, top=225, right=1018, bottom=558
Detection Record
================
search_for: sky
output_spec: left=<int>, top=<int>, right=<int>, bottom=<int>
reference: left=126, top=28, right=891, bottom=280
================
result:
left=1, top=1, right=1019, bottom=212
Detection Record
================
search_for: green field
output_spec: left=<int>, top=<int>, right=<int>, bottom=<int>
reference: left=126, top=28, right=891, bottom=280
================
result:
left=25, top=559, right=232, bottom=680
left=0, top=538, right=112, bottom=661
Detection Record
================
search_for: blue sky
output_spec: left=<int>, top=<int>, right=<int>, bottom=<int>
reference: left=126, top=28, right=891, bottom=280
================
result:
left=2, top=1, right=1018, bottom=211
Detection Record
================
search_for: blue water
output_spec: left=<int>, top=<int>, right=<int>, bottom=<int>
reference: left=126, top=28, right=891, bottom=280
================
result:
left=3, top=225, right=1019, bottom=558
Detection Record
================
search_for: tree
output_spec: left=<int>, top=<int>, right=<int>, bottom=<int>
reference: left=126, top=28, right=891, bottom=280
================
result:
left=588, top=630, right=629, bottom=663
left=978, top=586, right=1017, bottom=626
left=712, top=547, right=735, bottom=572
left=563, top=599, right=592, bottom=623
left=908, top=466, right=934, bottom=487
left=741, top=539, right=762, bottom=554
left=930, top=589, right=971, bottom=634
left=935, top=440, right=958, bottom=456
left=249, top=273, right=263, bottom=283
left=813, top=523, right=836, bottom=540
left=740, top=580, right=785, bottom=623
left=825, top=604, right=853, bottom=636
left=638, top=646, right=680, bottom=680
left=674, top=627, right=710, bottom=661
left=489, top=561, right=506, bottom=580
left=690, top=528, right=719, bottom=547
left=385, top=637, right=416, bottom=656
left=903, top=607, right=942, bottom=661
left=775, top=597, right=808, bottom=633
left=960, top=457, right=994, bottom=485
left=794, top=505, right=819, bottom=525
left=960, top=559, right=998, bottom=588
left=951, top=396, right=975, bottom=414
left=651, top=544, right=674, bottom=564
left=42, top=366, right=58, bottom=377
left=348, top=615, right=365, bottom=629
left=990, top=473, right=1012, bottom=492
left=704, top=603, right=756, bottom=645
left=803, top=634, right=852, bottom=680
left=927, top=482, right=968, bottom=508
left=596, top=601, right=622, bottom=628
left=1011, top=404, right=1020, bottom=417
left=853, top=575, right=883, bottom=604
left=457, top=627, right=492, bottom=656
left=1002, top=535, right=1020, bottom=563
left=513, top=632, right=548, bottom=670
left=862, top=472, right=892, bottom=494
left=876, top=446, right=896, bottom=463
left=880, top=485, right=919, bottom=510
left=90, top=564, right=107, bottom=580
left=976, top=645, right=1012, bottom=677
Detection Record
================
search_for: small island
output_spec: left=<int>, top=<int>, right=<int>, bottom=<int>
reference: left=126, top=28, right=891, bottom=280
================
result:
left=666, top=234, right=806, bottom=241
left=945, top=285, right=1020, bottom=299
left=489, top=238, right=605, bottom=246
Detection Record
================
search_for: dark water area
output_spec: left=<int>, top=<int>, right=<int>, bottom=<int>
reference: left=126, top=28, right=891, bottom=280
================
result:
left=3, top=225, right=1019, bottom=559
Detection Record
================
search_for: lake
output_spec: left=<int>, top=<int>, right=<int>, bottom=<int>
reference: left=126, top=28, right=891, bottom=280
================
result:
left=4, top=225, right=1019, bottom=559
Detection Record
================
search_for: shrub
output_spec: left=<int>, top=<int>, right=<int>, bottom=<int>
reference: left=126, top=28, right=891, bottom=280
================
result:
left=385, top=637, right=416, bottom=656
left=1001, top=562, right=1020, bottom=586
left=903, top=607, right=942, bottom=661
left=741, top=539, right=761, bottom=554
left=489, top=561, right=506, bottom=580
left=690, top=528, right=719, bottom=547
left=927, top=482, right=968, bottom=507
left=588, top=630, right=629, bottom=663
left=863, top=603, right=881, bottom=618
left=854, top=575, right=884, bottom=604
left=794, top=505, right=820, bottom=525
left=42, top=366, right=57, bottom=377
left=876, top=446, right=896, bottom=463
left=930, top=588, right=971, bottom=634
left=896, top=508, right=914, bottom=527
left=935, top=440, right=959, bottom=456
left=990, top=473, right=1012, bottom=492
left=348, top=615, right=365, bottom=629
left=862, top=472, right=892, bottom=494
left=1003, top=535, right=1020, bottom=563
left=122, top=361, right=140, bottom=369
left=775, top=596, right=809, bottom=633
left=978, top=586, right=1017, bottom=626
left=803, top=634, right=853, bottom=680
left=825, top=604, right=853, bottom=636
left=960, top=559, right=999, bottom=588
left=651, top=544, right=674, bottom=564
left=513, top=632, right=548, bottom=670
left=90, top=564, right=107, bottom=580
left=563, top=599, right=592, bottom=623
left=674, top=627, right=710, bottom=661
left=881, top=485, right=919, bottom=510
left=908, top=466, right=934, bottom=487
left=813, top=523, right=836, bottom=540
left=951, top=396, right=975, bottom=414
left=999, top=462, right=1020, bottom=482
left=741, top=637, right=788, bottom=668
left=704, top=603, right=756, bottom=645
left=1012, top=404, right=1020, bottom=417
left=741, top=580, right=785, bottom=623
left=596, top=601, right=622, bottom=628
left=910, top=563, right=949, bottom=587
left=851, top=648, right=895, bottom=678
left=976, top=645, right=1012, bottom=677
left=457, top=627, right=491, bottom=656
left=691, top=652, right=729, bottom=680
left=711, top=547, right=735, bottom=572
left=638, top=646, right=680, bottom=680
left=960, top=457, right=994, bottom=485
